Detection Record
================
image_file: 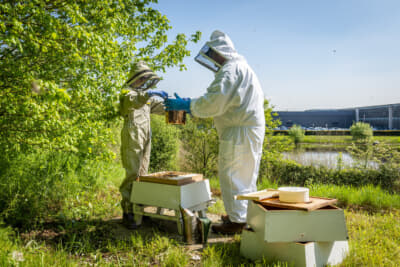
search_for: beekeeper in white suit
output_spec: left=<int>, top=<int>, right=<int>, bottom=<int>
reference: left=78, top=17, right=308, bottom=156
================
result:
left=120, top=61, right=168, bottom=229
left=165, top=30, right=265, bottom=234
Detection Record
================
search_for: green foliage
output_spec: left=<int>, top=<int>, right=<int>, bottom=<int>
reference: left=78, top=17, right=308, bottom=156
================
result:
left=149, top=115, right=180, bottom=172
left=257, top=177, right=400, bottom=211
left=0, top=1, right=200, bottom=160
left=348, top=140, right=400, bottom=170
left=180, top=117, right=219, bottom=177
left=259, top=100, right=294, bottom=179
left=263, top=158, right=400, bottom=193
left=310, top=183, right=400, bottom=210
left=0, top=151, right=123, bottom=228
left=288, top=124, right=305, bottom=147
left=350, top=122, right=373, bottom=141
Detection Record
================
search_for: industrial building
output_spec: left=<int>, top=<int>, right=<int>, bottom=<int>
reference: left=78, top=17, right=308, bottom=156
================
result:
left=275, top=103, right=400, bottom=130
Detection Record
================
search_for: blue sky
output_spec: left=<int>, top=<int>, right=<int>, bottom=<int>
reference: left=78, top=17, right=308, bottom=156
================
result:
left=152, top=0, right=400, bottom=110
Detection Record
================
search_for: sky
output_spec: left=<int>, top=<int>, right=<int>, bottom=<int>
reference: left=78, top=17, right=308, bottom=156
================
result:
left=152, top=0, right=400, bottom=111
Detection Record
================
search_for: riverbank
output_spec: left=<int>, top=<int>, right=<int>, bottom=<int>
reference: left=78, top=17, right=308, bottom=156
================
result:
left=278, top=135, right=400, bottom=151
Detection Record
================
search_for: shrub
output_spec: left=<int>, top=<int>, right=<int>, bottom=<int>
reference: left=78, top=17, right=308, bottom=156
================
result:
left=350, top=122, right=373, bottom=141
left=0, top=152, right=116, bottom=228
left=179, top=117, right=219, bottom=177
left=150, top=114, right=180, bottom=172
left=288, top=125, right=305, bottom=147
left=260, top=158, right=399, bottom=193
left=259, top=100, right=295, bottom=178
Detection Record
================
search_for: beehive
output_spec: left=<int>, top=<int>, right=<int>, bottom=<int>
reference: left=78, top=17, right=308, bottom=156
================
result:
left=240, top=200, right=349, bottom=266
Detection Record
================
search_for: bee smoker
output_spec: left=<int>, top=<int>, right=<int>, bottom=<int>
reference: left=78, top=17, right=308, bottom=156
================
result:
left=180, top=207, right=211, bottom=244
left=165, top=110, right=186, bottom=125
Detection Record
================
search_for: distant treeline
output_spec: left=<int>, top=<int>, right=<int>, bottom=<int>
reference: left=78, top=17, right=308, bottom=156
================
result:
left=273, top=130, right=400, bottom=136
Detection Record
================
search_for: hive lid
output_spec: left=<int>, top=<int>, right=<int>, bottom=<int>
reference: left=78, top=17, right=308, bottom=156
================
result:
left=255, top=196, right=337, bottom=211
left=236, top=189, right=279, bottom=200
left=139, top=171, right=203, bottom=185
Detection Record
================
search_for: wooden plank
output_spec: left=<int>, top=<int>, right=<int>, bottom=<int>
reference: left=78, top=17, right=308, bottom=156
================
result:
left=139, top=171, right=203, bottom=185
left=236, top=189, right=279, bottom=200
left=256, top=197, right=337, bottom=211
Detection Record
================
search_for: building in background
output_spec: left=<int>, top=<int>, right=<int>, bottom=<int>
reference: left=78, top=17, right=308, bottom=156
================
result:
left=275, top=103, right=400, bottom=130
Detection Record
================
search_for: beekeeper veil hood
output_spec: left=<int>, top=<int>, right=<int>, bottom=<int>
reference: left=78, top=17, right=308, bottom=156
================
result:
left=195, top=30, right=238, bottom=72
left=125, top=61, right=160, bottom=91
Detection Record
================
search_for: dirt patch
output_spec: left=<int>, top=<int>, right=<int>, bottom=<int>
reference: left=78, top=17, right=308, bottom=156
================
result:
left=107, top=212, right=236, bottom=250
left=21, top=229, right=61, bottom=241
left=19, top=211, right=236, bottom=258
left=211, top=188, right=221, bottom=197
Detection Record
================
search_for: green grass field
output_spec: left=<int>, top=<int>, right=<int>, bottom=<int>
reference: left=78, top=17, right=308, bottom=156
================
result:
left=0, top=169, right=399, bottom=266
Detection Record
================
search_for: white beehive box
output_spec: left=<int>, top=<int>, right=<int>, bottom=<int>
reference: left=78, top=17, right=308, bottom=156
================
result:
left=247, top=201, right=348, bottom=243
left=131, top=179, right=212, bottom=209
left=240, top=229, right=349, bottom=267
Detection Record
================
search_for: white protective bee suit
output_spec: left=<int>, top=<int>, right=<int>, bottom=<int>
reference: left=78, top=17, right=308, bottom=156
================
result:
left=190, top=31, right=265, bottom=223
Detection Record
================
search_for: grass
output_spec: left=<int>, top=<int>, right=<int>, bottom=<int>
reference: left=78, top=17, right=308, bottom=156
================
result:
left=258, top=178, right=400, bottom=211
left=0, top=225, right=192, bottom=266
left=294, top=135, right=400, bottom=145
left=309, top=183, right=400, bottom=210
left=280, top=135, right=400, bottom=150
left=343, top=210, right=400, bottom=266
left=0, top=158, right=399, bottom=266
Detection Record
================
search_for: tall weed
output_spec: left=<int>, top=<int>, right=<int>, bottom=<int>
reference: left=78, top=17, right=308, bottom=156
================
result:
left=0, top=151, right=123, bottom=228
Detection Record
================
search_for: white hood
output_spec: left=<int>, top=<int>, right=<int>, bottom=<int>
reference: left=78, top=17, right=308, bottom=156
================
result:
left=206, top=30, right=239, bottom=60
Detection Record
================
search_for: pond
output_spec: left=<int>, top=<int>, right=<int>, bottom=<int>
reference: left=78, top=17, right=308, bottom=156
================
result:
left=282, top=151, right=378, bottom=169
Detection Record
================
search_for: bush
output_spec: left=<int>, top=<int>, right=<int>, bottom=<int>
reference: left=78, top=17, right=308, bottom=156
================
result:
left=0, top=152, right=116, bottom=228
left=350, top=122, right=373, bottom=141
left=179, top=117, right=219, bottom=177
left=150, top=114, right=180, bottom=172
left=261, top=158, right=400, bottom=193
left=259, top=100, right=295, bottom=178
left=288, top=125, right=305, bottom=147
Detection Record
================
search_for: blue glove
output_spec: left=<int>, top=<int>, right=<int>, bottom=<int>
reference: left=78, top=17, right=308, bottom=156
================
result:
left=165, top=93, right=191, bottom=113
left=147, top=89, right=168, bottom=99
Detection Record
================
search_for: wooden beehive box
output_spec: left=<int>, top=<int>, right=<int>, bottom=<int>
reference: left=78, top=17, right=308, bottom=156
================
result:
left=240, top=229, right=349, bottom=267
left=130, top=179, right=212, bottom=210
left=247, top=200, right=348, bottom=243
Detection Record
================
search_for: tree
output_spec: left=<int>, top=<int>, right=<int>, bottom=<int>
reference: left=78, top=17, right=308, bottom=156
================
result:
left=288, top=124, right=305, bottom=148
left=350, top=122, right=373, bottom=142
left=0, top=0, right=200, bottom=160
left=258, top=99, right=294, bottom=179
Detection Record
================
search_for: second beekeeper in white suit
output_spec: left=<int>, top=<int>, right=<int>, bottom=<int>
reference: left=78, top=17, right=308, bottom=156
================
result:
left=165, top=30, right=265, bottom=234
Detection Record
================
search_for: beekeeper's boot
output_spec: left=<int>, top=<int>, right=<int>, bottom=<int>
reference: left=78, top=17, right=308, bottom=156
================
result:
left=221, top=214, right=229, bottom=223
left=122, top=212, right=138, bottom=230
left=211, top=219, right=246, bottom=235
